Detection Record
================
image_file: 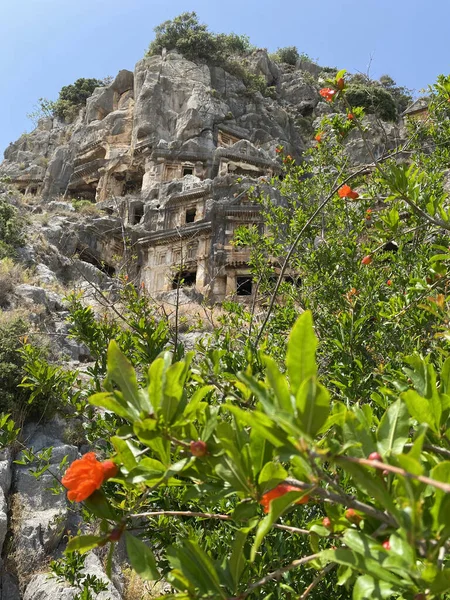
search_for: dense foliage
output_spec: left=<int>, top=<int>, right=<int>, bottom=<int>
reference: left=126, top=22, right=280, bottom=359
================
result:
left=344, top=74, right=412, bottom=121
left=28, top=77, right=106, bottom=124
left=146, top=12, right=252, bottom=64
left=0, top=317, right=29, bottom=416
left=53, top=77, right=105, bottom=121
left=11, top=69, right=450, bottom=599
left=0, top=198, right=23, bottom=258
left=273, top=46, right=300, bottom=66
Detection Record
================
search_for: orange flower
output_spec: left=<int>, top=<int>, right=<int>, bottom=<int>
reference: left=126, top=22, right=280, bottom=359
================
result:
left=275, top=146, right=282, bottom=154
left=387, top=279, right=392, bottom=286
left=361, top=255, right=372, bottom=265
left=315, top=133, right=322, bottom=143
left=62, top=453, right=118, bottom=502
left=336, top=77, right=345, bottom=90
left=259, top=483, right=309, bottom=513
left=338, top=185, right=359, bottom=200
left=283, top=155, right=293, bottom=164
left=347, top=113, right=354, bottom=120
left=319, top=88, right=337, bottom=102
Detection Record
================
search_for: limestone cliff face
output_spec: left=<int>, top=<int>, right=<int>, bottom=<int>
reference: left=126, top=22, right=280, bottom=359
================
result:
left=1, top=51, right=315, bottom=202
left=0, top=50, right=328, bottom=303
left=0, top=50, right=404, bottom=305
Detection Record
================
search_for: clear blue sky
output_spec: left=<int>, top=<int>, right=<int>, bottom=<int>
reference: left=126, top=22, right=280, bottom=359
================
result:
left=1, top=0, right=448, bottom=156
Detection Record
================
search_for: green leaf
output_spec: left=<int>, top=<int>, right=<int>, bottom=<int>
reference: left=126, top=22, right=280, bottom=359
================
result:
left=295, top=377, right=330, bottom=438
left=183, top=385, right=214, bottom=419
left=430, top=568, right=450, bottom=594
left=402, top=390, right=440, bottom=434
left=216, top=457, right=254, bottom=494
left=376, top=399, right=410, bottom=455
left=263, top=356, right=293, bottom=413
left=258, top=461, right=288, bottom=494
left=83, top=490, right=117, bottom=520
left=440, top=357, right=450, bottom=395
left=88, top=392, right=136, bottom=421
left=107, top=341, right=145, bottom=413
left=111, top=436, right=137, bottom=471
left=228, top=528, right=250, bottom=590
left=126, top=457, right=166, bottom=484
left=352, top=575, right=397, bottom=600
left=341, top=410, right=375, bottom=458
left=105, top=542, right=114, bottom=579
left=161, top=362, right=186, bottom=424
left=224, top=404, right=287, bottom=447
left=232, top=501, right=259, bottom=522
left=167, top=539, right=226, bottom=598
left=148, top=356, right=168, bottom=412
left=320, top=548, right=406, bottom=587
left=66, top=534, right=104, bottom=554
left=430, top=461, right=450, bottom=530
left=335, top=459, right=398, bottom=516
left=125, top=532, right=159, bottom=581
left=343, top=530, right=384, bottom=561
left=251, top=490, right=308, bottom=561
left=286, top=311, right=317, bottom=395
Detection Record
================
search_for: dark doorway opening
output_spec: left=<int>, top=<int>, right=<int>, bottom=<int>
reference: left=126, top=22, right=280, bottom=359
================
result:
left=124, top=171, right=144, bottom=195
left=172, top=270, right=197, bottom=289
left=132, top=202, right=144, bottom=225
left=236, top=276, right=253, bottom=296
left=183, top=167, right=194, bottom=177
left=185, top=208, right=196, bottom=223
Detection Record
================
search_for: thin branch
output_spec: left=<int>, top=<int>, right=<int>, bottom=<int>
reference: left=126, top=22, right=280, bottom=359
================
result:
left=227, top=553, right=321, bottom=600
left=298, top=563, right=336, bottom=600
left=130, top=510, right=310, bottom=535
left=337, top=455, right=450, bottom=493
left=404, top=443, right=450, bottom=460
left=285, top=478, right=397, bottom=527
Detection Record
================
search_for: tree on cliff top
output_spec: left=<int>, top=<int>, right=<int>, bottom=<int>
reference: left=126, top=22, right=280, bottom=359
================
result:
left=146, top=12, right=251, bottom=63
left=28, top=77, right=107, bottom=124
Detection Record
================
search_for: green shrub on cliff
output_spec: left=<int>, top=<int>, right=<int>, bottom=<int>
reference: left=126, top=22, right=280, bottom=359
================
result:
left=345, top=83, right=398, bottom=121
left=0, top=198, right=23, bottom=259
left=0, top=317, right=29, bottom=416
left=146, top=12, right=252, bottom=64
left=29, top=78, right=107, bottom=124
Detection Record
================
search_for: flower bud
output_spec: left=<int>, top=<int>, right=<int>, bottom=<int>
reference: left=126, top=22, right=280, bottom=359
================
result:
left=345, top=508, right=362, bottom=524
left=368, top=452, right=382, bottom=462
left=190, top=440, right=208, bottom=457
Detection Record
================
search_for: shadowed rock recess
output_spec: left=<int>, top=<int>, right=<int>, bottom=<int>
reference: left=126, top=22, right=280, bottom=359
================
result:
left=0, top=48, right=405, bottom=599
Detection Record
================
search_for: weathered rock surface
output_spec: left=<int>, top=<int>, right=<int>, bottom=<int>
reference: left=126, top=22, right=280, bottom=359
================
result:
left=11, top=422, right=78, bottom=579
left=23, top=554, right=121, bottom=600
